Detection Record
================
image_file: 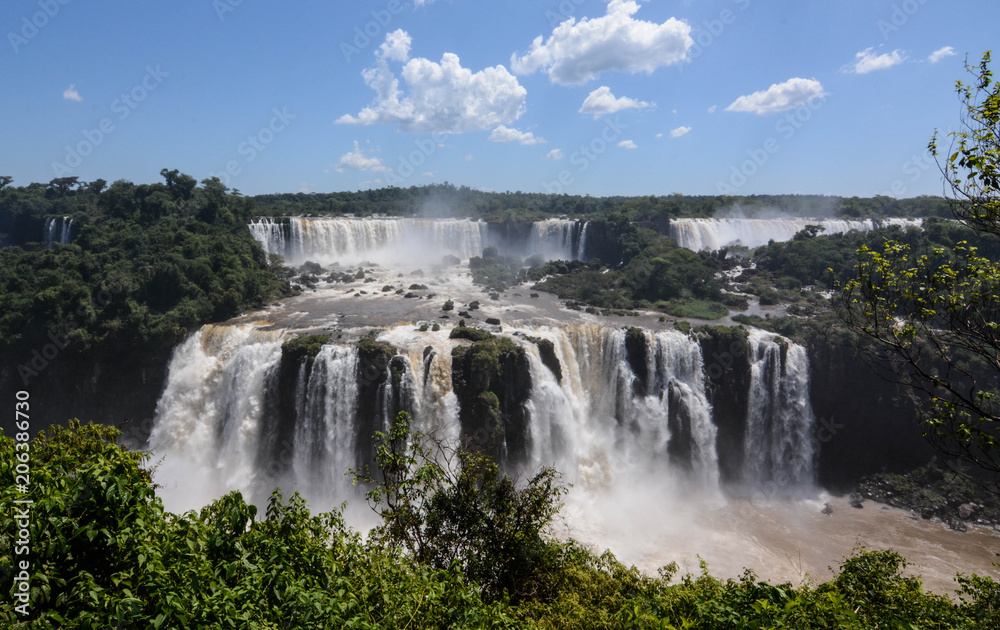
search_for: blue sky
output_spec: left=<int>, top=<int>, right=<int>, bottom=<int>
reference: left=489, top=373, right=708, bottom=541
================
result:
left=1, top=0, right=995, bottom=198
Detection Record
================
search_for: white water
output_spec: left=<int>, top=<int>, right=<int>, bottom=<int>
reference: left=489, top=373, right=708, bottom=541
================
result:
left=744, top=331, right=816, bottom=491
left=249, top=216, right=589, bottom=265
left=43, top=216, right=73, bottom=247
left=149, top=323, right=814, bottom=514
left=670, top=217, right=923, bottom=251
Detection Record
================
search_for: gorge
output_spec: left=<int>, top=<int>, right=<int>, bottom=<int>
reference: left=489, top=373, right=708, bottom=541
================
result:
left=128, top=215, right=995, bottom=589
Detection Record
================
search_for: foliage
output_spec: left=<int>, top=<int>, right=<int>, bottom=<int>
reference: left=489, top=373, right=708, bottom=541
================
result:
left=280, top=333, right=332, bottom=364
left=352, top=412, right=567, bottom=603
left=0, top=421, right=514, bottom=629
left=660, top=299, right=728, bottom=321
left=841, top=52, right=1000, bottom=482
left=450, top=324, right=495, bottom=342
left=0, top=172, right=288, bottom=367
left=3, top=421, right=999, bottom=628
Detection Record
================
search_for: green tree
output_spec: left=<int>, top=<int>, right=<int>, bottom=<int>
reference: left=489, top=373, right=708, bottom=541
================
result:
left=353, top=412, right=567, bottom=602
left=840, top=52, right=1000, bottom=479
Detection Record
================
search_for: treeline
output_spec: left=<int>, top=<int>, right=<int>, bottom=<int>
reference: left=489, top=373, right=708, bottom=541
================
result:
left=251, top=182, right=952, bottom=222
left=0, top=171, right=289, bottom=366
left=1, top=420, right=997, bottom=629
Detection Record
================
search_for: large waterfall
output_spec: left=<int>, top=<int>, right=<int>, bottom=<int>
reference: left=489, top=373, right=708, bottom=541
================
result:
left=669, top=217, right=923, bottom=251
left=249, top=217, right=589, bottom=265
left=148, top=322, right=817, bottom=514
left=43, top=216, right=73, bottom=247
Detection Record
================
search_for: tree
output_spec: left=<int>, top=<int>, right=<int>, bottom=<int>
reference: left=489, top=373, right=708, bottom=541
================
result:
left=352, top=412, right=567, bottom=602
left=840, top=52, right=1000, bottom=481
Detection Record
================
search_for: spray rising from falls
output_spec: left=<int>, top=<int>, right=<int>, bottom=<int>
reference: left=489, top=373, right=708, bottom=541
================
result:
left=148, top=322, right=817, bottom=514
left=669, top=217, right=923, bottom=251
left=249, top=217, right=589, bottom=265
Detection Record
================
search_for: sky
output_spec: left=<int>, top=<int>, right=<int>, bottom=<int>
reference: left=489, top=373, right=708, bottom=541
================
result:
left=0, top=0, right=995, bottom=198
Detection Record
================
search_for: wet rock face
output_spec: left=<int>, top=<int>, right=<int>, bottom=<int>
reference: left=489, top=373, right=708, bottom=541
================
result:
left=451, top=337, right=531, bottom=463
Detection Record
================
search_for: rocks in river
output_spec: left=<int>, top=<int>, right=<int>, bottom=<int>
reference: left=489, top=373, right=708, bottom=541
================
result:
left=404, top=292, right=418, bottom=299
left=849, top=493, right=864, bottom=509
left=530, top=293, right=539, bottom=298
left=485, top=318, right=501, bottom=326
left=409, top=283, right=429, bottom=291
left=821, top=503, right=833, bottom=516
left=489, top=292, right=500, bottom=301
left=958, top=503, right=979, bottom=519
left=458, top=311, right=471, bottom=318
left=381, top=285, right=393, bottom=292
left=442, top=254, right=461, bottom=266
left=468, top=301, right=480, bottom=311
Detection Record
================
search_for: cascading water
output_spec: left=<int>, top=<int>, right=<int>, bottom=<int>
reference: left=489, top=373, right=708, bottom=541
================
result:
left=669, top=217, right=923, bottom=251
left=148, top=322, right=817, bottom=513
left=147, top=324, right=287, bottom=511
left=293, top=345, right=360, bottom=505
left=248, top=217, right=590, bottom=265
left=43, top=216, right=73, bottom=247
left=743, top=331, right=816, bottom=491
left=527, top=219, right=589, bottom=262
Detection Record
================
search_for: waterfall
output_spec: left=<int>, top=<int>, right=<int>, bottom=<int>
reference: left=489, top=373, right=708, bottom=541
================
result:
left=743, top=331, right=816, bottom=490
left=527, top=219, right=589, bottom=261
left=147, top=321, right=820, bottom=513
left=147, top=324, right=286, bottom=511
left=669, top=217, right=923, bottom=251
left=43, top=216, right=73, bottom=247
left=248, top=217, right=488, bottom=265
left=293, top=345, right=360, bottom=505
left=249, top=217, right=589, bottom=265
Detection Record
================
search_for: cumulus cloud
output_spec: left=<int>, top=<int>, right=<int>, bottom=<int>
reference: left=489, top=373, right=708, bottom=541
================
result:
left=928, top=46, right=956, bottom=64
left=62, top=84, right=82, bottom=102
left=670, top=126, right=691, bottom=138
left=335, top=141, right=390, bottom=173
left=618, top=139, right=637, bottom=149
left=489, top=125, right=546, bottom=145
left=845, top=47, right=906, bottom=74
left=707, top=105, right=717, bottom=114
left=545, top=149, right=564, bottom=160
left=379, top=29, right=411, bottom=62
left=578, top=86, right=652, bottom=118
left=726, top=78, right=826, bottom=115
left=511, top=0, right=692, bottom=85
left=338, top=30, right=527, bottom=133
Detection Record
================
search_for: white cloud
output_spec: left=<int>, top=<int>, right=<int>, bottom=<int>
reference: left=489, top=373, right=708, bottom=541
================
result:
left=655, top=133, right=663, bottom=138
left=379, top=29, right=411, bottom=62
left=338, top=30, right=527, bottom=133
left=335, top=141, right=390, bottom=173
left=618, top=139, right=637, bottom=149
left=928, top=46, right=956, bottom=64
left=489, top=125, right=546, bottom=145
left=578, top=86, right=652, bottom=118
left=707, top=105, right=717, bottom=114
left=845, top=47, right=906, bottom=74
left=511, top=0, right=692, bottom=85
left=726, top=78, right=826, bottom=115
left=62, top=84, right=82, bottom=102
left=545, top=149, right=564, bottom=160
left=670, top=126, right=691, bottom=138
